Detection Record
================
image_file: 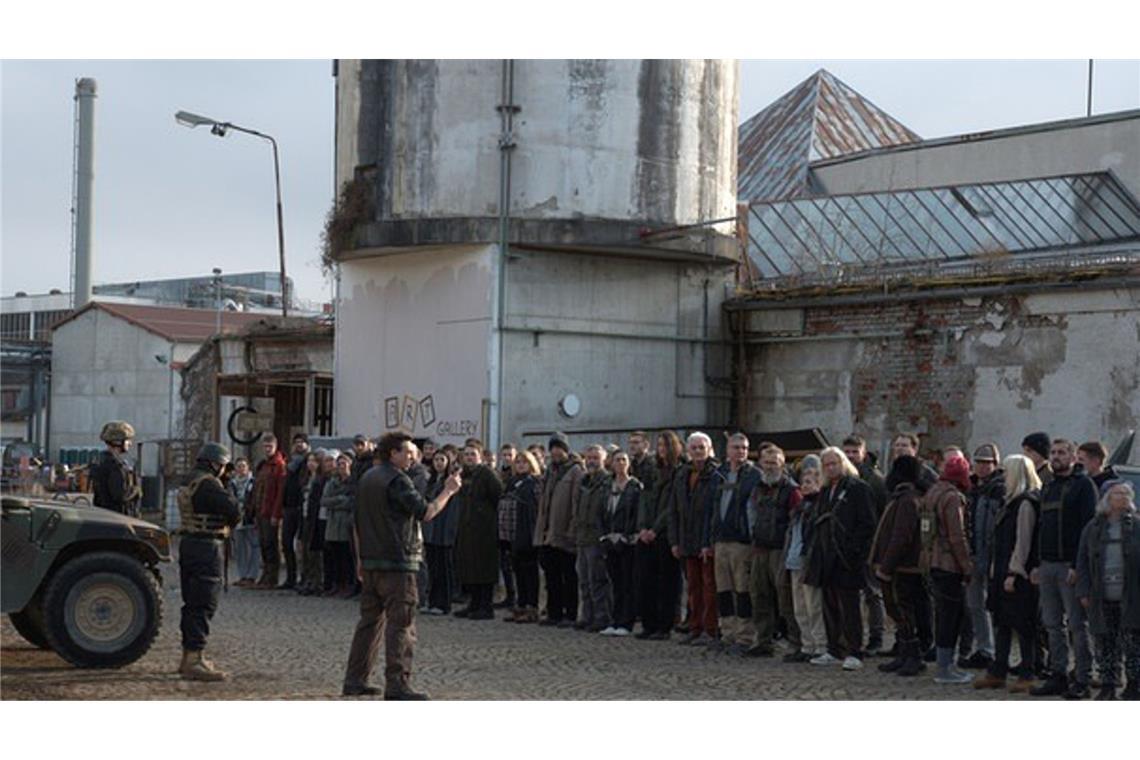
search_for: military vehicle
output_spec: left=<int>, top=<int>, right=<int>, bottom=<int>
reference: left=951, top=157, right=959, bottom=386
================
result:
left=2, top=495, right=171, bottom=668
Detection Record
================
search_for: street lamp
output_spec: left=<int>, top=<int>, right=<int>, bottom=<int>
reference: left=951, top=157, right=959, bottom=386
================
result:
left=175, top=110, right=289, bottom=317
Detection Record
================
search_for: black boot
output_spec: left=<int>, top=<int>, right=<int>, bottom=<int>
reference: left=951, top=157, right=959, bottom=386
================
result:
left=878, top=637, right=906, bottom=673
left=896, top=641, right=926, bottom=677
left=1030, top=673, right=1068, bottom=697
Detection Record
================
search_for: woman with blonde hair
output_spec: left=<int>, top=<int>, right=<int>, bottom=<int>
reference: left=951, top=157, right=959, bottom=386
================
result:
left=811, top=447, right=876, bottom=670
left=974, top=454, right=1042, bottom=693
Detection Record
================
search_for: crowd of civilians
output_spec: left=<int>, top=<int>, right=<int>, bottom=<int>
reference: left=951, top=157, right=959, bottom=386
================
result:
left=224, top=426, right=1138, bottom=700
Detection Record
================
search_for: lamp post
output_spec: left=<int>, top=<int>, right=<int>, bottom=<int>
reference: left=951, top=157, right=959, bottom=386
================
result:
left=175, top=110, right=289, bottom=317
left=155, top=353, right=174, bottom=440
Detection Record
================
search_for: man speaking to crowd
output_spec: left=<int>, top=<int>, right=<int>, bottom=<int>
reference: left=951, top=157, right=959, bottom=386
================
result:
left=342, top=432, right=462, bottom=700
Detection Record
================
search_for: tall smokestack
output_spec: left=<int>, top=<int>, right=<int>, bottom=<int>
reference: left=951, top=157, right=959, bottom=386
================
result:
left=73, top=78, right=97, bottom=309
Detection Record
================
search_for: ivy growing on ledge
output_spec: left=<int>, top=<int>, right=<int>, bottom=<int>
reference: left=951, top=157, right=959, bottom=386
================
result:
left=320, top=176, right=372, bottom=277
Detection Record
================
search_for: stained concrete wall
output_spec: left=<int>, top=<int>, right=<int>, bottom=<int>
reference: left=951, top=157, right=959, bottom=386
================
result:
left=334, top=245, right=735, bottom=449
left=335, top=59, right=739, bottom=249
left=739, top=286, right=1140, bottom=462
left=335, top=245, right=493, bottom=445
left=50, top=309, right=189, bottom=474
left=811, top=113, right=1140, bottom=199
left=499, top=251, right=732, bottom=450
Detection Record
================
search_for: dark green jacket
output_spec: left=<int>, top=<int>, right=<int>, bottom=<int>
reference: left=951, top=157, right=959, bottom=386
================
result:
left=574, top=470, right=612, bottom=548
left=637, top=461, right=680, bottom=537
left=354, top=462, right=427, bottom=573
left=669, top=459, right=720, bottom=557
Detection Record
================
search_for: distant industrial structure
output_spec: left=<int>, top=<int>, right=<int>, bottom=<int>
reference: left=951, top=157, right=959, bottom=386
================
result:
left=1, top=271, right=298, bottom=451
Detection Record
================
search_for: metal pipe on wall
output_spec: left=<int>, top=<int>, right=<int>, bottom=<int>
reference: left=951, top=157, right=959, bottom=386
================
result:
left=488, top=59, right=517, bottom=449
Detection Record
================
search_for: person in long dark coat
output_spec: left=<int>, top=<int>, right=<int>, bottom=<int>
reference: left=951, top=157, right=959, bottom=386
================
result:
left=453, top=444, right=504, bottom=619
left=813, top=446, right=876, bottom=670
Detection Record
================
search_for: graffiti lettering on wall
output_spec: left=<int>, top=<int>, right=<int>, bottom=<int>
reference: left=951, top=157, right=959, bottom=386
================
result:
left=435, top=419, right=480, bottom=438
left=383, top=393, right=477, bottom=440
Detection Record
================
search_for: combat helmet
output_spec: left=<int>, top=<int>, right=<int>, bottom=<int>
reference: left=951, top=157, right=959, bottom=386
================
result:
left=195, top=442, right=232, bottom=467
left=100, top=420, right=136, bottom=444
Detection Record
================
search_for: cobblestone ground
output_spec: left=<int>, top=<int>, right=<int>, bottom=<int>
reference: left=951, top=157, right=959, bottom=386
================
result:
left=3, top=562, right=1029, bottom=700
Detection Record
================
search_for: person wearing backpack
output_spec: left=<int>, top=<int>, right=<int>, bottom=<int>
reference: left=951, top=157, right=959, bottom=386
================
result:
left=871, top=455, right=931, bottom=677
left=925, top=455, right=975, bottom=684
left=974, top=455, right=1043, bottom=693
left=812, top=447, right=877, bottom=671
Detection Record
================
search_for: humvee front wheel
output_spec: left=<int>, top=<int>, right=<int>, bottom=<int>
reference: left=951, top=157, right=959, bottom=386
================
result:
left=42, top=551, right=163, bottom=668
left=8, top=601, right=50, bottom=649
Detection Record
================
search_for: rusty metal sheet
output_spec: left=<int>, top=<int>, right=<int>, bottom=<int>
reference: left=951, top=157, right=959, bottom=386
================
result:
left=738, top=69, right=920, bottom=203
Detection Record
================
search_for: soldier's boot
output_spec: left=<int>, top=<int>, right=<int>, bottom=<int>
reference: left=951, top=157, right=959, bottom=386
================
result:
left=179, top=650, right=227, bottom=682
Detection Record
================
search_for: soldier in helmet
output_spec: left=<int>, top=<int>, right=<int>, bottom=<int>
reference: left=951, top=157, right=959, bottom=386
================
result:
left=92, top=420, right=141, bottom=516
left=176, top=442, right=242, bottom=681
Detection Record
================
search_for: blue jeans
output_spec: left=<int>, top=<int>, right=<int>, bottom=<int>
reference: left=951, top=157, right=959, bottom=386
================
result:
left=233, top=524, right=261, bottom=581
left=1038, top=560, right=1092, bottom=683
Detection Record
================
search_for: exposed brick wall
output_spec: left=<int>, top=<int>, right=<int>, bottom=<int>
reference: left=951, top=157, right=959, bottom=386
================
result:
left=803, top=296, right=996, bottom=453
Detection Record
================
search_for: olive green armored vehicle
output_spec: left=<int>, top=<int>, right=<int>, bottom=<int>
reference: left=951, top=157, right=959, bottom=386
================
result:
left=2, top=495, right=171, bottom=668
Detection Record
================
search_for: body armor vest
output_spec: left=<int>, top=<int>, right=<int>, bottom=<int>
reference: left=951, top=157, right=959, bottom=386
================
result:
left=177, top=473, right=230, bottom=537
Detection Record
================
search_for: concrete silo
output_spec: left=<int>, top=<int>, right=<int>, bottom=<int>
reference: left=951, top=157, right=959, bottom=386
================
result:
left=332, top=59, right=739, bottom=449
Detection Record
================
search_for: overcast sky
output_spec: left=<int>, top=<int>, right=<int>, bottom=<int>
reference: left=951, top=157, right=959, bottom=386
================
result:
left=3, top=59, right=1138, bottom=304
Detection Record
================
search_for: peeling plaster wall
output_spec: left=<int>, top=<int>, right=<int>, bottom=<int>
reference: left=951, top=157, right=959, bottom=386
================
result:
left=740, top=286, right=1140, bottom=460
left=334, top=59, right=739, bottom=248
left=335, top=246, right=492, bottom=445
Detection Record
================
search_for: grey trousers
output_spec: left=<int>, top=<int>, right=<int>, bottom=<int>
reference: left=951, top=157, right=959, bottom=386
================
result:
left=965, top=569, right=994, bottom=657
left=1038, top=560, right=1092, bottom=683
left=862, top=567, right=885, bottom=642
left=575, top=544, right=613, bottom=628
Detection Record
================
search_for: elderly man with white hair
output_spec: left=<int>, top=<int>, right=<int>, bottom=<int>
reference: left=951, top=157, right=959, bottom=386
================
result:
left=669, top=431, right=721, bottom=646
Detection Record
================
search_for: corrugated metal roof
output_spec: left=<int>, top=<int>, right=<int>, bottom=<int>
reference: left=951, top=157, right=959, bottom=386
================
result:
left=738, top=69, right=920, bottom=202
left=743, top=171, right=1140, bottom=284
